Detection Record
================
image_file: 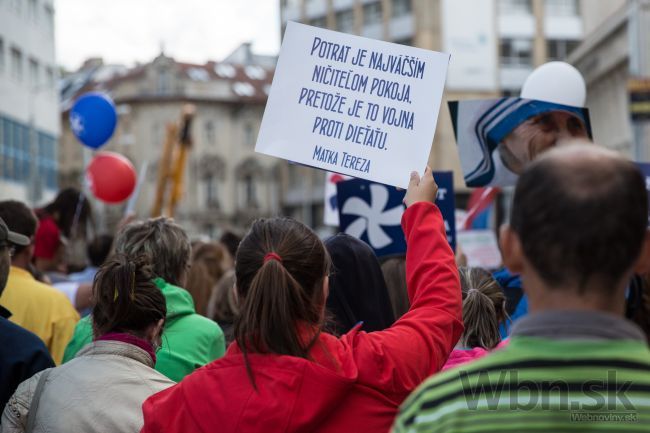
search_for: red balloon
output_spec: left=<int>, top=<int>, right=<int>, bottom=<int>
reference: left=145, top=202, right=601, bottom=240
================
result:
left=86, top=152, right=136, bottom=203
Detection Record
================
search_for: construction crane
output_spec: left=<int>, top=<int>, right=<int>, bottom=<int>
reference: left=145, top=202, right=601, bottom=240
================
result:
left=151, top=104, right=196, bottom=218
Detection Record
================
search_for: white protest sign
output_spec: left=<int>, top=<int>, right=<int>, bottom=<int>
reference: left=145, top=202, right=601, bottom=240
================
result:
left=457, top=229, right=502, bottom=270
left=256, top=21, right=450, bottom=188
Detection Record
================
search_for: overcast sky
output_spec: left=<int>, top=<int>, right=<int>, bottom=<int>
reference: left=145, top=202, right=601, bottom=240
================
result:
left=55, top=0, right=281, bottom=70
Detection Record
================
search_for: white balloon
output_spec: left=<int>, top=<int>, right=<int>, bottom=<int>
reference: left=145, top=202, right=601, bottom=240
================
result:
left=520, top=61, right=586, bottom=107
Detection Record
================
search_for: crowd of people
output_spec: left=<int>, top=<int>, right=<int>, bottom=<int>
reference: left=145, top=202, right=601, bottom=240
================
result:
left=0, top=141, right=649, bottom=432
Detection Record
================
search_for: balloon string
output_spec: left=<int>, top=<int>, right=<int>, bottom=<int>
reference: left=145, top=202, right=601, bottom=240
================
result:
left=71, top=193, right=85, bottom=239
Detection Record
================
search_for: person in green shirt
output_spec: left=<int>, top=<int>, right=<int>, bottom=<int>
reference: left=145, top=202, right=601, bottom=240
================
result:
left=63, top=217, right=225, bottom=382
left=393, top=143, right=650, bottom=433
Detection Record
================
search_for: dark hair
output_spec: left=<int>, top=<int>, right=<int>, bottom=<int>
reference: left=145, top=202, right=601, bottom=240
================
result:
left=234, top=218, right=330, bottom=382
left=381, top=256, right=409, bottom=319
left=87, top=234, right=114, bottom=267
left=510, top=146, right=648, bottom=292
left=114, top=217, right=190, bottom=286
left=0, top=200, right=37, bottom=255
left=324, top=234, right=395, bottom=335
left=458, top=267, right=507, bottom=350
left=185, top=242, right=231, bottom=316
left=207, top=269, right=238, bottom=345
left=92, top=254, right=166, bottom=338
left=220, top=231, right=242, bottom=261
left=43, top=188, right=91, bottom=238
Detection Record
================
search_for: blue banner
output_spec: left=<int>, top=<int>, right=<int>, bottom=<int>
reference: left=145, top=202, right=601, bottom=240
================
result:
left=336, top=171, right=456, bottom=257
left=433, top=171, right=457, bottom=252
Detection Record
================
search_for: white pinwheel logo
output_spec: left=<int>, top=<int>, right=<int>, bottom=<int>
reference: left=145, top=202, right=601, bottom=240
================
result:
left=341, top=184, right=404, bottom=249
left=70, top=112, right=85, bottom=136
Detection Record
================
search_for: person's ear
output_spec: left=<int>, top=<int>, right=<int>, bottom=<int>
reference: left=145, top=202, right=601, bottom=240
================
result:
left=633, top=230, right=650, bottom=275
left=323, top=275, right=329, bottom=300
left=499, top=224, right=524, bottom=274
left=144, top=318, right=165, bottom=345
left=154, top=318, right=164, bottom=337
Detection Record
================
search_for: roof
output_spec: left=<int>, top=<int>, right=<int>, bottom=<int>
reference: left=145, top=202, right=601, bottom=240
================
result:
left=60, top=50, right=276, bottom=111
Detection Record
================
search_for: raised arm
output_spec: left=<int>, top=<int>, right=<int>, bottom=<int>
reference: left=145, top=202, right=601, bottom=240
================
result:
left=342, top=168, right=463, bottom=398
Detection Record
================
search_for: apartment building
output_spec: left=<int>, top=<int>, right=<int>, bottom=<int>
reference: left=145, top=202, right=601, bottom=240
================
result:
left=0, top=0, right=59, bottom=204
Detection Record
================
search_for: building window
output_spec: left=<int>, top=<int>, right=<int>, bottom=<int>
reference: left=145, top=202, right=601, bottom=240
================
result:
left=28, top=0, right=37, bottom=22
left=309, top=16, right=327, bottom=28
left=546, top=39, right=580, bottom=61
left=10, top=47, right=22, bottom=81
left=281, top=0, right=301, bottom=7
left=244, top=174, right=257, bottom=207
left=335, top=9, right=354, bottom=33
left=29, top=58, right=39, bottom=86
left=205, top=174, right=219, bottom=209
left=498, top=0, right=532, bottom=14
left=12, top=0, right=22, bottom=15
left=43, top=4, right=54, bottom=35
left=244, top=123, right=255, bottom=146
left=156, top=68, right=170, bottom=94
left=394, top=37, right=413, bottom=46
left=363, top=2, right=383, bottom=26
left=45, top=66, right=54, bottom=89
left=0, top=38, right=4, bottom=74
left=545, top=0, right=579, bottom=17
left=392, top=0, right=412, bottom=17
left=38, top=132, right=57, bottom=189
left=499, top=38, right=533, bottom=67
left=205, top=120, right=215, bottom=144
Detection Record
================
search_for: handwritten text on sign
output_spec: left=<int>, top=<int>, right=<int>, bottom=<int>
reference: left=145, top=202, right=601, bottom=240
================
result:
left=255, top=22, right=450, bottom=188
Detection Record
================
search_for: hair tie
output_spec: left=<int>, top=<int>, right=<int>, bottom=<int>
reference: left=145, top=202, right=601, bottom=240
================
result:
left=263, top=252, right=282, bottom=264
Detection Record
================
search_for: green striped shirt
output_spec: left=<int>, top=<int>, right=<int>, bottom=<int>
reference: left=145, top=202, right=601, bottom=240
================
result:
left=393, top=337, right=650, bottom=433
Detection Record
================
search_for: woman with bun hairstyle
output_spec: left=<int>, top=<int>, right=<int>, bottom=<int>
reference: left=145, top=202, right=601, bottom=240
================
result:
left=442, top=267, right=508, bottom=370
left=141, top=168, right=463, bottom=433
left=2, top=255, right=174, bottom=433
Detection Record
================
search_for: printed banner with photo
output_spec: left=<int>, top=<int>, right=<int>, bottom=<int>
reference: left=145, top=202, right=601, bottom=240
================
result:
left=336, top=172, right=456, bottom=257
left=256, top=21, right=450, bottom=188
left=449, top=98, right=593, bottom=187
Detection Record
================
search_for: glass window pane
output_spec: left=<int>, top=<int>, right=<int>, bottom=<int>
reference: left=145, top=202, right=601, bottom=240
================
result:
left=499, top=0, right=532, bottom=14
left=335, top=9, right=354, bottom=33
left=500, top=38, right=533, bottom=66
left=392, top=0, right=412, bottom=17
left=363, top=2, right=383, bottom=25
left=545, top=0, right=579, bottom=17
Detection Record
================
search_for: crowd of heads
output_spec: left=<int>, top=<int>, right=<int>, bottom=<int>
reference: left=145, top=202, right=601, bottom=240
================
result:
left=1, top=140, right=650, bottom=432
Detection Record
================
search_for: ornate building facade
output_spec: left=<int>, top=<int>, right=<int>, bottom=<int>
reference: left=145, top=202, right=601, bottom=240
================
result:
left=58, top=44, right=281, bottom=238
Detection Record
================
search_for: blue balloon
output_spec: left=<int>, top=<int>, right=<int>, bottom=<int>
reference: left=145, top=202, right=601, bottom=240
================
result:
left=69, top=92, right=118, bottom=149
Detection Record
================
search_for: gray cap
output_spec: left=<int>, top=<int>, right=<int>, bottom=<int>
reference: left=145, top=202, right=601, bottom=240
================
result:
left=0, top=217, right=30, bottom=246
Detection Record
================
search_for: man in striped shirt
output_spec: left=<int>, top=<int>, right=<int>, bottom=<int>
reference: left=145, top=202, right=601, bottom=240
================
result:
left=393, top=143, right=650, bottom=433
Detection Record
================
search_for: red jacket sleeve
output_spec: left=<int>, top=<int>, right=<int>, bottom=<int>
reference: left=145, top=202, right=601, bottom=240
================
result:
left=342, top=201, right=463, bottom=399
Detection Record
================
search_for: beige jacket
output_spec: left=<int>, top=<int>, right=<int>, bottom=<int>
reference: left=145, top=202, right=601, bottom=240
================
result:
left=1, top=340, right=174, bottom=433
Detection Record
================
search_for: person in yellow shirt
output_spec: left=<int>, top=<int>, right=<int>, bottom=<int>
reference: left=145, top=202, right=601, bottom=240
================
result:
left=0, top=200, right=79, bottom=364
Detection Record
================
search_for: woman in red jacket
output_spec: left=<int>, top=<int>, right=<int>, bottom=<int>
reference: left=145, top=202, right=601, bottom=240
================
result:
left=140, top=168, right=463, bottom=433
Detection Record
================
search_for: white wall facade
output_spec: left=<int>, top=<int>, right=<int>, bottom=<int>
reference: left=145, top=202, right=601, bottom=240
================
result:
left=0, top=0, right=59, bottom=203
